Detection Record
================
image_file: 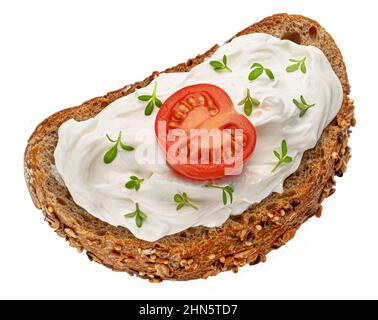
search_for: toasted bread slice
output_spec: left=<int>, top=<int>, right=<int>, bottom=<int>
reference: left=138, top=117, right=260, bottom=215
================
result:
left=24, top=14, right=355, bottom=281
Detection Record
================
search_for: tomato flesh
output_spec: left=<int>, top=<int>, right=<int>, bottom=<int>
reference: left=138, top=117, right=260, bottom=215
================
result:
left=155, top=84, right=256, bottom=181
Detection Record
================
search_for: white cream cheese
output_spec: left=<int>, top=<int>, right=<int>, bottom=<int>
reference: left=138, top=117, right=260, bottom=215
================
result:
left=55, top=33, right=343, bottom=242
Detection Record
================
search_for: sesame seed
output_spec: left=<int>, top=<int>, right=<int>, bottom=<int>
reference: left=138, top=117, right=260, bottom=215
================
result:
left=179, top=259, right=187, bottom=267
left=332, top=152, right=338, bottom=160
left=255, top=225, right=262, bottom=231
left=208, top=254, right=216, bottom=260
left=47, top=206, right=54, bottom=213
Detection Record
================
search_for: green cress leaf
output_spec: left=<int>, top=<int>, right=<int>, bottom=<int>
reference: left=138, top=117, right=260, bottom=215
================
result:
left=138, top=95, right=152, bottom=101
left=174, top=194, right=183, bottom=203
left=251, top=97, right=260, bottom=106
left=104, top=145, right=118, bottom=164
left=208, top=185, right=234, bottom=206
left=281, top=139, right=288, bottom=156
left=244, top=99, right=253, bottom=116
left=293, top=95, right=315, bottom=118
left=125, top=176, right=144, bottom=191
left=223, top=55, right=227, bottom=65
left=238, top=88, right=260, bottom=116
left=238, top=97, right=246, bottom=106
left=283, top=156, right=293, bottom=163
left=135, top=214, right=143, bottom=228
left=139, top=210, right=147, bottom=220
left=286, top=63, right=300, bottom=73
left=138, top=82, right=163, bottom=116
left=104, top=132, right=134, bottom=164
left=293, top=98, right=301, bottom=109
left=300, top=62, right=307, bottom=74
left=272, top=139, right=293, bottom=173
left=224, top=186, right=233, bottom=204
left=265, top=68, right=275, bottom=80
left=251, top=63, right=263, bottom=69
left=125, top=203, right=147, bottom=228
left=120, top=142, right=134, bottom=151
left=222, top=190, right=227, bottom=205
left=249, top=63, right=274, bottom=81
left=155, top=98, right=163, bottom=108
left=248, top=67, right=264, bottom=80
left=125, top=180, right=136, bottom=189
left=210, top=60, right=223, bottom=69
left=299, top=109, right=307, bottom=118
left=144, top=100, right=155, bottom=115
left=125, top=211, right=136, bottom=218
left=286, top=57, right=307, bottom=74
left=174, top=192, right=198, bottom=210
left=209, top=55, right=232, bottom=72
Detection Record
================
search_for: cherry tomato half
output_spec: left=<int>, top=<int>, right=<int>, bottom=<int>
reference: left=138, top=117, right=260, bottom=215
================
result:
left=155, top=84, right=256, bottom=181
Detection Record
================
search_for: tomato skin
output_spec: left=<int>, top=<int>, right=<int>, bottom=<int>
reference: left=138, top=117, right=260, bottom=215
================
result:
left=155, top=84, right=256, bottom=181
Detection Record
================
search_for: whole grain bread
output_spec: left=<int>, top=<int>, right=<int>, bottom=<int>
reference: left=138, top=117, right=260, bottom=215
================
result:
left=24, top=14, right=355, bottom=281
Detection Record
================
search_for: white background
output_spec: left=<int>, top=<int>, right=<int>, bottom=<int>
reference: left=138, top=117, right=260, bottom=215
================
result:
left=0, top=0, right=377, bottom=300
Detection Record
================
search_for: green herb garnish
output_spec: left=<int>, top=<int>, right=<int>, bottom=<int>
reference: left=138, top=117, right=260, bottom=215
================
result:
left=238, top=88, right=260, bottom=116
left=209, top=55, right=232, bottom=73
left=248, top=63, right=274, bottom=81
left=286, top=57, right=307, bottom=74
left=272, top=140, right=293, bottom=173
left=208, top=185, right=234, bottom=205
left=137, top=82, right=163, bottom=116
left=174, top=192, right=198, bottom=211
left=293, top=95, right=315, bottom=118
left=104, top=131, right=134, bottom=164
left=125, top=176, right=144, bottom=191
left=125, top=203, right=147, bottom=228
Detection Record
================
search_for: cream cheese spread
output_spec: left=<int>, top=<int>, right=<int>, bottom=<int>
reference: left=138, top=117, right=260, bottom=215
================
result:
left=55, top=33, right=343, bottom=241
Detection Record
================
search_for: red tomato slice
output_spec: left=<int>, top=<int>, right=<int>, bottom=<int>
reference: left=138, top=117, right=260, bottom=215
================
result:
left=155, top=84, right=256, bottom=181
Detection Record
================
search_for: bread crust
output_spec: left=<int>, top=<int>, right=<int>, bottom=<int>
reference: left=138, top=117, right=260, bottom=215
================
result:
left=24, top=14, right=355, bottom=281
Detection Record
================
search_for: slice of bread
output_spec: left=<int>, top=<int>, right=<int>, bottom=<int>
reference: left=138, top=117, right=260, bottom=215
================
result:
left=24, top=14, right=355, bottom=282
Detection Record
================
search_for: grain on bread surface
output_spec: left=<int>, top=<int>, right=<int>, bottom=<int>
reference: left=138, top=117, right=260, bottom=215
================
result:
left=24, top=13, right=355, bottom=281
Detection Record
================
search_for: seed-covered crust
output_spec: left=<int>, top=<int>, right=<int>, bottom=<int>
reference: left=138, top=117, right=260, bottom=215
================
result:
left=24, top=14, right=355, bottom=281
